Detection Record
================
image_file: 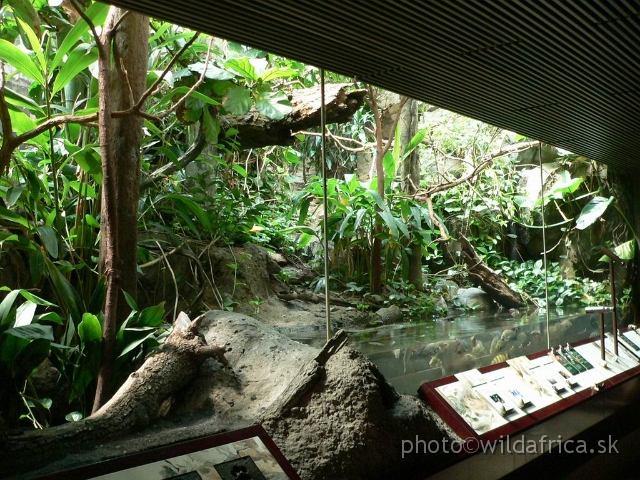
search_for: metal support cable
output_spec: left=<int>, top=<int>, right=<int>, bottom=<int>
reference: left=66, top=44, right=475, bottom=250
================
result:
left=320, top=69, right=331, bottom=341
left=539, top=141, right=551, bottom=349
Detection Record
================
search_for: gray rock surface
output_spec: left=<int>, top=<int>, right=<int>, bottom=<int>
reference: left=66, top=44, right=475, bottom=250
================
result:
left=456, top=287, right=497, bottom=311
left=375, top=304, right=403, bottom=324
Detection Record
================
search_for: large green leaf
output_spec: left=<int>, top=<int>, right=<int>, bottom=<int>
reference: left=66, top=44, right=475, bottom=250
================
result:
left=52, top=46, right=98, bottom=95
left=8, top=108, right=48, bottom=147
left=87, top=276, right=107, bottom=315
left=188, top=62, right=236, bottom=81
left=224, top=57, right=257, bottom=81
left=138, top=302, right=165, bottom=327
left=15, top=300, right=37, bottom=328
left=255, top=90, right=292, bottom=120
left=3, top=86, right=44, bottom=115
left=51, top=2, right=109, bottom=71
left=36, top=225, right=59, bottom=259
left=378, top=210, right=399, bottom=239
left=406, top=127, right=428, bottom=154
left=16, top=18, right=45, bottom=74
left=353, top=208, right=368, bottom=232
left=598, top=240, right=636, bottom=263
left=0, top=206, right=29, bottom=228
left=0, top=38, right=44, bottom=85
left=575, top=196, right=614, bottom=230
left=44, top=257, right=82, bottom=323
left=13, top=337, right=50, bottom=381
left=78, top=313, right=102, bottom=345
left=0, top=290, right=21, bottom=328
left=29, top=249, right=44, bottom=285
left=0, top=334, right=28, bottom=366
left=614, top=240, right=636, bottom=260
left=7, top=0, right=41, bottom=35
left=3, top=324, right=54, bottom=341
left=261, top=67, right=297, bottom=82
left=203, top=108, right=220, bottom=144
left=223, top=86, right=252, bottom=115
left=69, top=180, right=97, bottom=199
left=383, top=150, right=396, bottom=180
left=162, top=194, right=212, bottom=233
left=117, top=329, right=156, bottom=359
left=548, top=171, right=583, bottom=200
left=154, top=86, right=220, bottom=111
left=123, top=290, right=139, bottom=312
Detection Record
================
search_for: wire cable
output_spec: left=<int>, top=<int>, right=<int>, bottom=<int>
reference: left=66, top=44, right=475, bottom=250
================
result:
left=539, top=141, right=551, bottom=348
left=320, top=69, right=331, bottom=341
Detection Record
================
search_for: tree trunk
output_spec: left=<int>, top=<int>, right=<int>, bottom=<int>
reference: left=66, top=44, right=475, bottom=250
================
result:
left=368, top=87, right=385, bottom=294
left=110, top=11, right=149, bottom=308
left=366, top=88, right=407, bottom=294
left=400, top=98, right=422, bottom=290
left=94, top=9, right=149, bottom=413
left=92, top=7, right=119, bottom=414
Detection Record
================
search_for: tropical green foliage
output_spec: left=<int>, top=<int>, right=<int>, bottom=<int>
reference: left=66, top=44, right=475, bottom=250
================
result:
left=0, top=1, right=635, bottom=430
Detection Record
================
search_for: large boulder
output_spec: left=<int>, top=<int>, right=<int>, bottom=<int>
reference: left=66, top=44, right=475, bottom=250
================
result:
left=178, top=311, right=449, bottom=479
left=456, top=287, right=497, bottom=311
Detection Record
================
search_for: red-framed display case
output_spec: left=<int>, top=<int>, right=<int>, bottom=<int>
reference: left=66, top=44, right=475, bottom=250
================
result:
left=419, top=331, right=640, bottom=443
left=34, top=424, right=300, bottom=480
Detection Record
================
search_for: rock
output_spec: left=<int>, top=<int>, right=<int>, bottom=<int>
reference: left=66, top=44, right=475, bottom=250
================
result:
left=174, top=311, right=318, bottom=420
left=456, top=287, right=497, bottom=311
left=369, top=294, right=385, bottom=304
left=178, top=311, right=448, bottom=479
left=434, top=279, right=460, bottom=303
left=262, top=348, right=446, bottom=480
left=268, top=252, right=289, bottom=266
left=375, top=304, right=403, bottom=324
left=434, top=295, right=447, bottom=310
left=516, top=143, right=558, bottom=165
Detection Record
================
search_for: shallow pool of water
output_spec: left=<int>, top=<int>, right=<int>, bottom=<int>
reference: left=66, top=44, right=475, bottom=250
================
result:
left=283, top=308, right=610, bottom=395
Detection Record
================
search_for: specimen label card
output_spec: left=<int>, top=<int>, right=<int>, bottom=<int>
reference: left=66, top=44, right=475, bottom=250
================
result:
left=506, top=356, right=560, bottom=408
left=435, top=380, right=508, bottom=434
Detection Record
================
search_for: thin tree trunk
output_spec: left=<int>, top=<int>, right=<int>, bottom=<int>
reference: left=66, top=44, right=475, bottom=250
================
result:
left=110, top=11, right=149, bottom=312
left=366, top=88, right=408, bottom=294
left=93, top=9, right=149, bottom=413
left=92, top=9, right=119, bottom=413
left=400, top=98, right=422, bottom=289
left=368, top=87, right=385, bottom=294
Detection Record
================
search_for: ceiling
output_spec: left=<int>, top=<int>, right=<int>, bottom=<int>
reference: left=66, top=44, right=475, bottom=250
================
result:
left=106, top=0, right=640, bottom=170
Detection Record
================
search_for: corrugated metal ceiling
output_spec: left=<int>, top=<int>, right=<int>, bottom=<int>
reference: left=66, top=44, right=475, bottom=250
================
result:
left=106, top=0, right=640, bottom=170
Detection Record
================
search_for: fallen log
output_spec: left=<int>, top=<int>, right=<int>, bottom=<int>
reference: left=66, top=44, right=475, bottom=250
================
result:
left=459, top=236, right=526, bottom=308
left=140, top=84, right=367, bottom=188
left=3, top=312, right=227, bottom=469
left=221, top=83, right=367, bottom=149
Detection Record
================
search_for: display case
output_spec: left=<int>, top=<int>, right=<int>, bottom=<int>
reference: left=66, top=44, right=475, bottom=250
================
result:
left=419, top=329, right=640, bottom=442
left=36, top=425, right=300, bottom=480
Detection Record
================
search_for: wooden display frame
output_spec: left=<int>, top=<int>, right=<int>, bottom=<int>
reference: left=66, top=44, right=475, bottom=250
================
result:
left=36, top=424, right=301, bottom=480
left=419, top=336, right=640, bottom=442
